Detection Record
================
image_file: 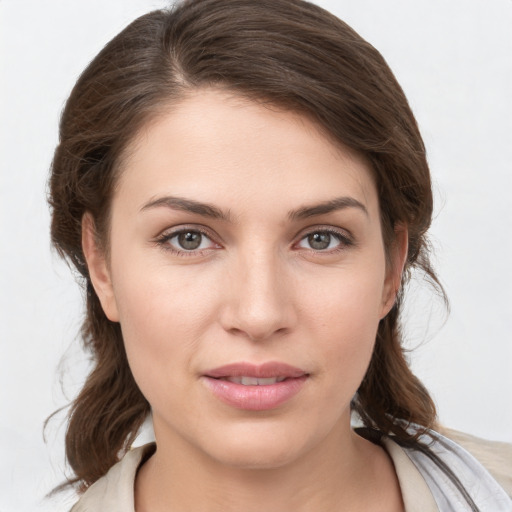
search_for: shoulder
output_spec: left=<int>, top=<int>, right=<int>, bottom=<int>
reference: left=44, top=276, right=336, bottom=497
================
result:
left=70, top=443, right=155, bottom=512
left=383, top=426, right=512, bottom=511
left=439, top=427, right=512, bottom=498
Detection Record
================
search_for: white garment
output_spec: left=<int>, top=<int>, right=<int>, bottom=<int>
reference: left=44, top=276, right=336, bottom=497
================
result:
left=394, top=428, right=512, bottom=511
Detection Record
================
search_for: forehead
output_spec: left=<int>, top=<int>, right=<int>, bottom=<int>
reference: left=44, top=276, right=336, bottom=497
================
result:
left=116, top=89, right=378, bottom=218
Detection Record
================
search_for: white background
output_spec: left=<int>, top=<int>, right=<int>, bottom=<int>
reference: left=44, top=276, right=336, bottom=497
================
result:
left=1, top=0, right=511, bottom=510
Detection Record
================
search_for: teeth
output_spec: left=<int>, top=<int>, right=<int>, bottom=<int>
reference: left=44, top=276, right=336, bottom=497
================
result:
left=223, top=376, right=287, bottom=385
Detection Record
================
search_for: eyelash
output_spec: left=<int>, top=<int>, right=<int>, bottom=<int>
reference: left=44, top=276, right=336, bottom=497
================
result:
left=294, top=227, right=354, bottom=254
left=154, top=226, right=354, bottom=257
left=154, top=226, right=220, bottom=257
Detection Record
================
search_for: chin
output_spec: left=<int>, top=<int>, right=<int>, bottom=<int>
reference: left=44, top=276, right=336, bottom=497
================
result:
left=197, top=421, right=321, bottom=471
left=210, top=442, right=302, bottom=471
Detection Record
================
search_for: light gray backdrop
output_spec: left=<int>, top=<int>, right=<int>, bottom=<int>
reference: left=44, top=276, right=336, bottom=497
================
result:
left=1, top=0, right=511, bottom=510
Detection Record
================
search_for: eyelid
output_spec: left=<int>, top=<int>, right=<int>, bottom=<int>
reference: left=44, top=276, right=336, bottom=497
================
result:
left=154, top=224, right=223, bottom=255
left=292, top=225, right=354, bottom=251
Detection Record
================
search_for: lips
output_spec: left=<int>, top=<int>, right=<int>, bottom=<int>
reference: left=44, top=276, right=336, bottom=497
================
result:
left=222, top=376, right=287, bottom=385
left=202, top=362, right=308, bottom=411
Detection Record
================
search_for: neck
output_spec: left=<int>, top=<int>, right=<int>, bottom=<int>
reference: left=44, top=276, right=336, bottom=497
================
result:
left=135, top=421, right=403, bottom=512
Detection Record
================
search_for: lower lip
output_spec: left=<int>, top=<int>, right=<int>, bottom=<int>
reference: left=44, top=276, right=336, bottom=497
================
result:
left=202, top=376, right=308, bottom=411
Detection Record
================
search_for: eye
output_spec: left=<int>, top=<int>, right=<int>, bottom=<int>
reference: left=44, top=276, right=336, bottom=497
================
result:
left=296, top=230, right=350, bottom=251
left=173, top=231, right=206, bottom=250
left=158, top=228, right=219, bottom=253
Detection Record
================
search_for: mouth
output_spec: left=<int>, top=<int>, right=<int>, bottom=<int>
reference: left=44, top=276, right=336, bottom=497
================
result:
left=218, top=376, right=288, bottom=385
left=204, top=361, right=307, bottom=380
left=202, top=362, right=309, bottom=411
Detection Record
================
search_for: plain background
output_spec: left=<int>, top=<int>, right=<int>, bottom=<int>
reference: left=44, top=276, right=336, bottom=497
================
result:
left=1, top=0, right=511, bottom=510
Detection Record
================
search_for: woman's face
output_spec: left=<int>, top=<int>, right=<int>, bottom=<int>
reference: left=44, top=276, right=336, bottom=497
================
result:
left=85, top=89, right=401, bottom=469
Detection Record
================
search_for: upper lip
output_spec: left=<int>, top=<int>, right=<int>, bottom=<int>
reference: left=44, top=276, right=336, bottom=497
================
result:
left=204, top=362, right=308, bottom=379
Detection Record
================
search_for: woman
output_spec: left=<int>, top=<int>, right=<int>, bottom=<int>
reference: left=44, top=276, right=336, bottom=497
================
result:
left=48, top=0, right=512, bottom=510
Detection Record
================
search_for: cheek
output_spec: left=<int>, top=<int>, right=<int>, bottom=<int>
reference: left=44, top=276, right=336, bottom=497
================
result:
left=299, top=262, right=386, bottom=375
left=301, top=262, right=386, bottom=332
left=113, top=252, right=217, bottom=332
left=109, top=260, right=220, bottom=394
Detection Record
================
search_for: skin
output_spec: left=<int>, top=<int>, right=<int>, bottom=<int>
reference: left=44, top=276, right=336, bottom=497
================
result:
left=83, top=89, right=407, bottom=511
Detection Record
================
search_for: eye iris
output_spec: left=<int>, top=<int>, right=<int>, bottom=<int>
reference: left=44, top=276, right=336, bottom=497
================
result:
left=178, top=231, right=202, bottom=250
left=308, top=232, right=331, bottom=250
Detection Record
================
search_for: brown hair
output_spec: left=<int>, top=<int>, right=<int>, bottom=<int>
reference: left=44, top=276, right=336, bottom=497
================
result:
left=50, top=0, right=441, bottom=491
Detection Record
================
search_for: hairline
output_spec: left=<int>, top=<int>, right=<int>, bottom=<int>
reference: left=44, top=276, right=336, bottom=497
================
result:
left=91, top=84, right=396, bottom=266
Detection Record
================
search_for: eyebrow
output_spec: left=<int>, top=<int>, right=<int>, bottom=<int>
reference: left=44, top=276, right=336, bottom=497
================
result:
left=288, top=196, right=368, bottom=220
left=140, top=195, right=367, bottom=222
left=140, top=196, right=232, bottom=221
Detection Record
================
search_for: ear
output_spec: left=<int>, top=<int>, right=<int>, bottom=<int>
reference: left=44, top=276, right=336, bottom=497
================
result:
left=82, top=213, right=120, bottom=322
left=380, top=223, right=408, bottom=319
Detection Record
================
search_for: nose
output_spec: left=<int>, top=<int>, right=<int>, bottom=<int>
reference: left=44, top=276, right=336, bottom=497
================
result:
left=219, top=248, right=296, bottom=342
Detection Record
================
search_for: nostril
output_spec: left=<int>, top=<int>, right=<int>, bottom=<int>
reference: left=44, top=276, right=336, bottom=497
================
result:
left=219, top=272, right=297, bottom=340
left=226, top=325, right=290, bottom=342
